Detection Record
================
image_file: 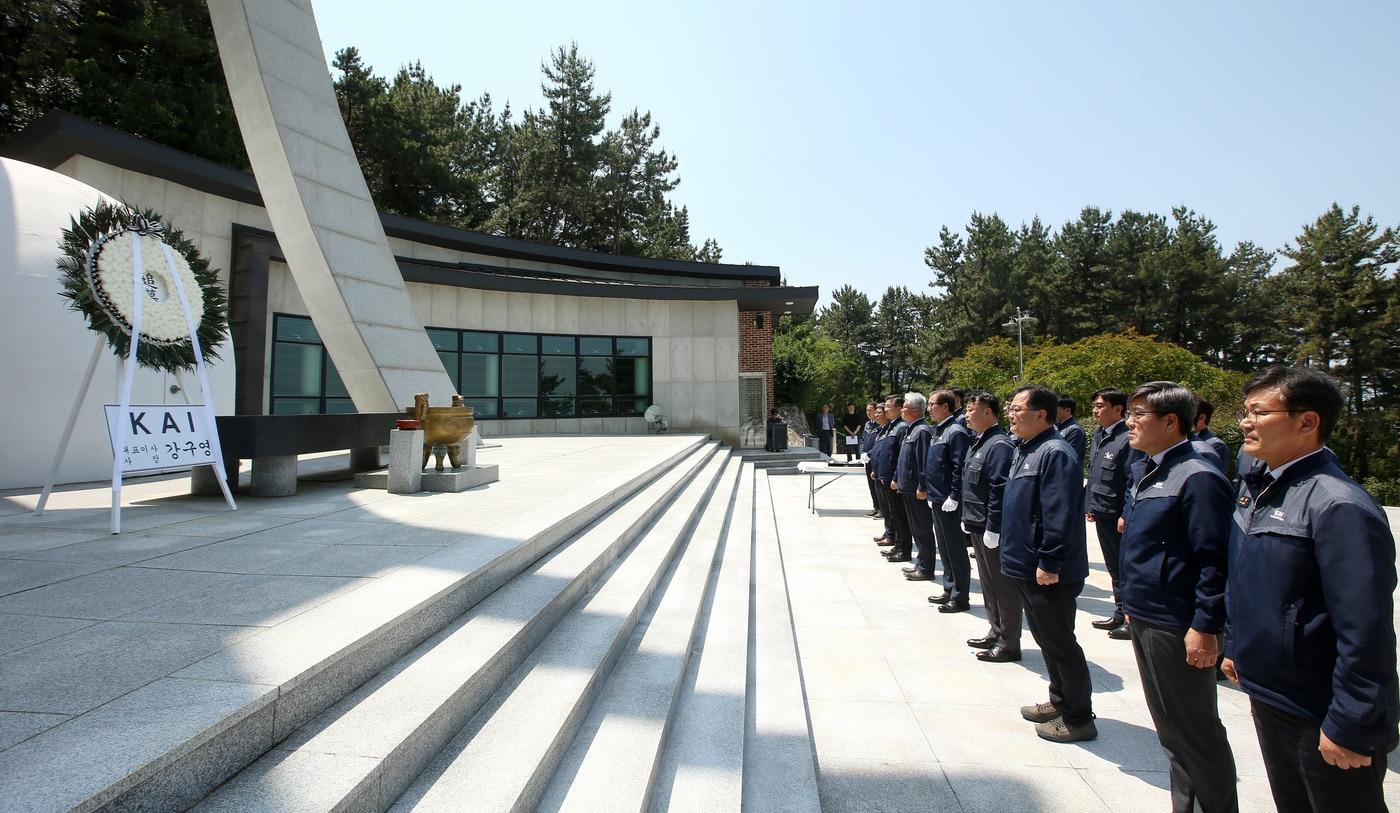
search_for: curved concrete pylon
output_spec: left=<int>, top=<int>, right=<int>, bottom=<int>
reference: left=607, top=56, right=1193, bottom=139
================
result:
left=208, top=0, right=454, bottom=411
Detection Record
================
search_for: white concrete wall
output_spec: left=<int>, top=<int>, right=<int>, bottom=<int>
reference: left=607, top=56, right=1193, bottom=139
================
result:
left=0, top=158, right=241, bottom=489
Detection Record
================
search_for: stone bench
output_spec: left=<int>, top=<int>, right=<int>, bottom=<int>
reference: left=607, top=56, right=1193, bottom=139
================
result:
left=193, top=412, right=402, bottom=497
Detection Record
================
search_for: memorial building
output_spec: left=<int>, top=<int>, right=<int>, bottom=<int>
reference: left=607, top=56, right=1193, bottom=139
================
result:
left=0, top=112, right=817, bottom=488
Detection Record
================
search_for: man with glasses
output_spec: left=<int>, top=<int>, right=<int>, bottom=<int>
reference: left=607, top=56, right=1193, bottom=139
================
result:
left=921, top=389, right=972, bottom=608
left=875, top=394, right=913, bottom=564
left=1003, top=385, right=1096, bottom=742
left=1120, top=381, right=1237, bottom=812
left=1221, top=366, right=1397, bottom=813
left=960, top=391, right=1021, bottom=660
left=1085, top=387, right=1140, bottom=641
left=861, top=402, right=883, bottom=518
left=895, top=393, right=939, bottom=582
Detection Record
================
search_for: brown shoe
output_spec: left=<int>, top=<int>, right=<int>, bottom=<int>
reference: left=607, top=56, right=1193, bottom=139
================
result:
left=1020, top=701, right=1060, bottom=723
left=1035, top=716, right=1098, bottom=743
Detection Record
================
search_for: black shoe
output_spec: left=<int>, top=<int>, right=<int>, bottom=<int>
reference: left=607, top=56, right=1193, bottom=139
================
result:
left=1107, top=624, right=1132, bottom=640
left=881, top=548, right=904, bottom=558
left=872, top=534, right=890, bottom=542
left=876, top=538, right=897, bottom=547
left=938, top=601, right=970, bottom=614
left=966, top=636, right=996, bottom=649
left=1091, top=616, right=1125, bottom=631
left=977, top=646, right=1022, bottom=663
left=904, top=570, right=934, bottom=582
left=866, top=509, right=879, bottom=517
left=884, top=553, right=911, bottom=563
left=927, top=592, right=952, bottom=605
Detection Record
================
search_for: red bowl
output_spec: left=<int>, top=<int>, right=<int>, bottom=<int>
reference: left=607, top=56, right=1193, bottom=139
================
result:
left=396, top=419, right=421, bottom=430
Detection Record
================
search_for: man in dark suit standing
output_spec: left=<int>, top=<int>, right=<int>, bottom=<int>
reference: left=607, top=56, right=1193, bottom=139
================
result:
left=1120, top=381, right=1237, bottom=812
left=896, top=393, right=938, bottom=583
left=960, top=391, right=1020, bottom=661
left=1222, top=367, right=1398, bottom=813
left=813, top=403, right=835, bottom=456
left=1056, top=395, right=1086, bottom=468
left=1084, top=387, right=1139, bottom=641
left=1192, top=399, right=1231, bottom=476
left=921, top=389, right=972, bottom=610
left=875, top=395, right=912, bottom=564
left=1004, top=385, right=1096, bottom=743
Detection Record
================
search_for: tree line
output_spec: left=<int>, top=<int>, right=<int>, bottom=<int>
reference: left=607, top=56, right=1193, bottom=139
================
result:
left=1, top=1, right=720, bottom=263
left=788, top=204, right=1399, bottom=494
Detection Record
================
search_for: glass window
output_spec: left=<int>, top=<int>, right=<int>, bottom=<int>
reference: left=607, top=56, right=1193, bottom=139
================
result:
left=502, top=398, right=537, bottom=418
left=325, top=360, right=349, bottom=399
left=577, top=357, right=614, bottom=398
left=324, top=398, right=356, bottom=414
left=462, top=398, right=497, bottom=419
left=619, top=397, right=649, bottom=416
left=272, top=343, right=322, bottom=397
left=616, top=337, right=649, bottom=357
left=502, top=355, right=538, bottom=397
left=437, top=351, right=461, bottom=391
left=275, top=315, right=320, bottom=343
left=272, top=397, right=321, bottom=415
left=462, top=331, right=498, bottom=353
left=503, top=333, right=537, bottom=354
left=541, top=335, right=575, bottom=355
left=543, top=397, right=576, bottom=417
left=427, top=328, right=459, bottom=352
left=540, top=356, right=576, bottom=397
left=579, top=397, right=613, bottom=417
left=614, top=358, right=649, bottom=396
left=460, top=355, right=499, bottom=397
left=579, top=337, right=612, bottom=356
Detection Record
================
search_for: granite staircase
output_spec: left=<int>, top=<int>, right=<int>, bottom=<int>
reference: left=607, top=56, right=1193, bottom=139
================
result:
left=178, top=448, right=820, bottom=812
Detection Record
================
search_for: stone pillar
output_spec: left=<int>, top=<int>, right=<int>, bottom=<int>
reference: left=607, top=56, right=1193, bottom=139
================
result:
left=250, top=455, right=297, bottom=497
left=387, top=429, right=423, bottom=494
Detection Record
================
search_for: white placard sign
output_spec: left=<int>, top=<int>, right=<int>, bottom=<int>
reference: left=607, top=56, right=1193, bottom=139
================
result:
left=104, top=404, right=217, bottom=473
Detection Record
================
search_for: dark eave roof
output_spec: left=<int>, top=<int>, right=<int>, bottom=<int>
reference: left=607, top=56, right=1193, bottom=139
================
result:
left=3, top=110, right=784, bottom=285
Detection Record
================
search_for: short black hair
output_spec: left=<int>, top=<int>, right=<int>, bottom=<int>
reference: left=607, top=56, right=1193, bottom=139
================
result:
left=886, top=393, right=905, bottom=409
left=1195, top=398, right=1214, bottom=423
left=1243, top=366, right=1344, bottom=442
left=965, top=390, right=1000, bottom=415
left=1091, top=387, right=1128, bottom=411
left=1129, top=381, right=1195, bottom=437
left=1057, top=395, right=1077, bottom=415
left=931, top=389, right=957, bottom=411
left=951, top=388, right=966, bottom=404
left=1013, top=385, right=1058, bottom=417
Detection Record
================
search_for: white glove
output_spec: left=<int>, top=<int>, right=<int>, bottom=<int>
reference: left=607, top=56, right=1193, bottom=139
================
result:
left=941, top=497, right=959, bottom=512
left=984, top=531, right=1000, bottom=549
left=960, top=522, right=969, bottom=534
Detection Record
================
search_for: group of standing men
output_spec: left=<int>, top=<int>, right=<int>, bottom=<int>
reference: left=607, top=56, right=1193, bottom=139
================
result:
left=854, top=367, right=1396, bottom=813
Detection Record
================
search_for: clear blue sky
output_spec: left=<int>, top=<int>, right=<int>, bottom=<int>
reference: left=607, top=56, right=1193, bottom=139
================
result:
left=311, top=0, right=1399, bottom=308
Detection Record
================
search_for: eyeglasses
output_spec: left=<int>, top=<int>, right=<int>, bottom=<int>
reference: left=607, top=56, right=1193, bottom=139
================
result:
left=1236, top=408, right=1300, bottom=421
left=1126, top=410, right=1162, bottom=420
left=1005, top=405, right=1041, bottom=414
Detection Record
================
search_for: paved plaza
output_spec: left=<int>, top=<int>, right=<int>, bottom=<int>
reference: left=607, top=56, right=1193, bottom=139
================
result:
left=773, top=469, right=1400, bottom=812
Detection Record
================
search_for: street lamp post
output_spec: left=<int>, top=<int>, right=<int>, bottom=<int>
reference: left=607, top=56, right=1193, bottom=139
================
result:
left=1001, top=307, right=1036, bottom=380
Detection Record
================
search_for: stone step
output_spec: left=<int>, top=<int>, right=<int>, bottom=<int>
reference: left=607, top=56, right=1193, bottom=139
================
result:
left=649, top=461, right=754, bottom=812
left=0, top=436, right=712, bottom=813
left=188, top=441, right=725, bottom=812
left=537, top=457, right=745, bottom=812
left=743, top=470, right=821, bottom=812
left=386, top=451, right=735, bottom=813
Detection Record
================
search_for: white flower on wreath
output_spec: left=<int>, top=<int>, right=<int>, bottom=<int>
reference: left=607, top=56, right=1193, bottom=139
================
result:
left=92, top=232, right=204, bottom=344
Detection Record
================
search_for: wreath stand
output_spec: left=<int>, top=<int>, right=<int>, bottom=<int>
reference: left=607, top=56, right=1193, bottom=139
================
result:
left=34, top=238, right=236, bottom=533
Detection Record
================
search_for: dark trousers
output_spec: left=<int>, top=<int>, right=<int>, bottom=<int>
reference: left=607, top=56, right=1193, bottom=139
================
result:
left=932, top=506, right=971, bottom=601
left=904, top=494, right=936, bottom=576
left=874, top=476, right=894, bottom=539
left=1129, top=621, right=1238, bottom=813
left=1251, top=697, right=1394, bottom=813
left=817, top=429, right=833, bottom=456
left=883, top=482, right=912, bottom=556
left=865, top=466, right=882, bottom=513
left=1093, top=515, right=1125, bottom=620
left=1017, top=578, right=1093, bottom=726
left=971, top=531, right=1022, bottom=650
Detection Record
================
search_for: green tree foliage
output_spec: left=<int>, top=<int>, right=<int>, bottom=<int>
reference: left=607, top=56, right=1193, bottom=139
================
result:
left=773, top=317, right=865, bottom=411
left=1, top=0, right=246, bottom=167
left=818, top=285, right=880, bottom=394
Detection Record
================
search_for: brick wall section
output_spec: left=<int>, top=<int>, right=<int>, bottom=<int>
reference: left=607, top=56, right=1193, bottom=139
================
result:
left=739, top=279, right=775, bottom=409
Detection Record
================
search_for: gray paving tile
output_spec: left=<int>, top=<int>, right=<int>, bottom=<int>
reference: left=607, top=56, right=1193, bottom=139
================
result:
left=807, top=700, right=935, bottom=763
left=0, top=526, right=105, bottom=556
left=817, top=759, right=959, bottom=812
left=0, top=711, right=69, bottom=750
left=13, top=531, right=218, bottom=566
left=910, top=702, right=1073, bottom=768
left=941, top=763, right=1110, bottom=812
left=122, top=572, right=366, bottom=627
left=801, top=655, right=907, bottom=703
left=0, top=621, right=254, bottom=714
left=252, top=544, right=440, bottom=577
left=0, top=559, right=109, bottom=597
left=0, top=613, right=96, bottom=654
left=137, top=537, right=331, bottom=573
left=0, top=566, right=231, bottom=619
left=143, top=511, right=308, bottom=539
left=0, top=677, right=275, bottom=813
left=232, top=517, right=392, bottom=546
left=1077, top=768, right=1173, bottom=812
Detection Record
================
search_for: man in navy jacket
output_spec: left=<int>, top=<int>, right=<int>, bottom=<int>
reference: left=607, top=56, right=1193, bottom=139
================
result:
left=1085, top=387, right=1140, bottom=640
left=895, top=393, right=937, bottom=581
left=1120, top=381, right=1237, bottom=813
left=1222, top=366, right=1398, bottom=813
left=921, top=389, right=972, bottom=607
left=959, top=391, right=1020, bottom=661
left=1056, top=395, right=1087, bottom=468
left=1003, top=385, right=1095, bottom=743
left=874, top=395, right=913, bottom=563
